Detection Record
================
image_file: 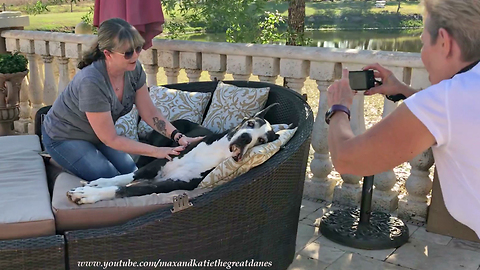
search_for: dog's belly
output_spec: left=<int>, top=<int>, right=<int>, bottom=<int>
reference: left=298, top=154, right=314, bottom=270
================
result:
left=158, top=138, right=231, bottom=182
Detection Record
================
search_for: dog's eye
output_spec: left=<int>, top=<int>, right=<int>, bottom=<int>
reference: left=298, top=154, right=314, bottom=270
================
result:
left=247, top=121, right=255, bottom=128
left=258, top=138, right=266, bottom=144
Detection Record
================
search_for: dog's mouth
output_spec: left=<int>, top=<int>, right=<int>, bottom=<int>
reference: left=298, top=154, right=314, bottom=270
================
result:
left=229, top=143, right=245, bottom=162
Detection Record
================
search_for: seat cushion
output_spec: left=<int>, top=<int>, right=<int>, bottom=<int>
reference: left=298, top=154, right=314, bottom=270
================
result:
left=0, top=135, right=55, bottom=240
left=52, top=172, right=210, bottom=232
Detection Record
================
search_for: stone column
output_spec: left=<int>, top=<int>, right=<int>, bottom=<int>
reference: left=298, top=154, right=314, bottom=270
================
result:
left=227, top=55, right=252, bottom=81
left=139, top=48, right=158, bottom=87
left=252, top=56, right=279, bottom=84
left=331, top=63, right=365, bottom=207
left=14, top=76, right=30, bottom=133
left=41, top=55, right=57, bottom=105
left=57, top=57, right=70, bottom=95
left=304, top=62, right=338, bottom=201
left=398, top=67, right=434, bottom=221
left=203, top=53, right=226, bottom=81
left=370, top=66, right=404, bottom=212
left=180, top=52, right=202, bottom=82
left=158, top=50, right=179, bottom=84
left=280, top=59, right=309, bottom=93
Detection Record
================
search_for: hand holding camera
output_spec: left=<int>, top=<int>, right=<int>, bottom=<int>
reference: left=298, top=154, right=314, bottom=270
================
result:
left=357, top=63, right=408, bottom=102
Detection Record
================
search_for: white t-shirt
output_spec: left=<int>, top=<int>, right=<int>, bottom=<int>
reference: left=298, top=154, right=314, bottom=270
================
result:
left=404, top=62, right=480, bottom=238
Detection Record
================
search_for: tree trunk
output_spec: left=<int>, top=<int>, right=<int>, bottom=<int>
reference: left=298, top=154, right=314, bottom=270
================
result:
left=286, top=0, right=305, bottom=46
left=71, top=1, right=73, bottom=12
left=397, top=0, right=401, bottom=13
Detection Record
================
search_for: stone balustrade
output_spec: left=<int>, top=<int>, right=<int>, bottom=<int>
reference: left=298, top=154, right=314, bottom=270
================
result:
left=0, top=29, right=434, bottom=222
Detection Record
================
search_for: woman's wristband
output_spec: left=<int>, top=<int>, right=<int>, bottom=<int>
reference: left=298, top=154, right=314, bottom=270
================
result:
left=170, top=129, right=179, bottom=141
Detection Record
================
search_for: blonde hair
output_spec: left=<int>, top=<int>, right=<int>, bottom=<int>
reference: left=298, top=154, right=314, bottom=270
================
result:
left=421, top=0, right=480, bottom=62
left=78, top=18, right=145, bottom=69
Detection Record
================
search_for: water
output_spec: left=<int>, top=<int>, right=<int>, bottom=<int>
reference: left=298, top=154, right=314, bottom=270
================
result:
left=182, top=29, right=423, bottom=53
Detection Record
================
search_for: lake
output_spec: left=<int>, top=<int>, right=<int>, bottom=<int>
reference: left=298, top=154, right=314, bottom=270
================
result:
left=182, top=29, right=423, bottom=53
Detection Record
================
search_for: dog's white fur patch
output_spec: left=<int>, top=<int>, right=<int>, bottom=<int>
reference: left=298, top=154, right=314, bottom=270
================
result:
left=83, top=172, right=135, bottom=188
left=158, top=137, right=232, bottom=182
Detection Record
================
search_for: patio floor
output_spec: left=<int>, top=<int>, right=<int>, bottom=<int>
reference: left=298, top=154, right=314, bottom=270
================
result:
left=289, top=198, right=480, bottom=270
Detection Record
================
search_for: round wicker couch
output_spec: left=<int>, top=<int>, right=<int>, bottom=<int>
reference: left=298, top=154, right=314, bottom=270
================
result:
left=1, top=81, right=314, bottom=270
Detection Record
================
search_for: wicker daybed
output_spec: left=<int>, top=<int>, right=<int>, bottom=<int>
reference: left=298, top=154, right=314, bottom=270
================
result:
left=0, top=81, right=313, bottom=270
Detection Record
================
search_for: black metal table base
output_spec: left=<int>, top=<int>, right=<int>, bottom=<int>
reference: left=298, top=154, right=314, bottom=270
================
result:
left=319, top=208, right=409, bottom=250
left=319, top=175, right=409, bottom=250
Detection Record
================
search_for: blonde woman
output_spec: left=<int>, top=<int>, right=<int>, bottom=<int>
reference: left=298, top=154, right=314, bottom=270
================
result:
left=42, top=18, right=202, bottom=181
left=325, top=0, right=480, bottom=237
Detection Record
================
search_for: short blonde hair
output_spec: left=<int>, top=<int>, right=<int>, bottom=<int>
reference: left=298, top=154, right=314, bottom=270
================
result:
left=422, top=0, right=480, bottom=62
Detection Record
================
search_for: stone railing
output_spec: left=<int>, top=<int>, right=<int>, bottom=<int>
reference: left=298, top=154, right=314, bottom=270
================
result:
left=1, top=29, right=434, bottom=222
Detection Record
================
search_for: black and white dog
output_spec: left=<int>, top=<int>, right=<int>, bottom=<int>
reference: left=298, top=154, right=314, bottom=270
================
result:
left=67, top=104, right=280, bottom=205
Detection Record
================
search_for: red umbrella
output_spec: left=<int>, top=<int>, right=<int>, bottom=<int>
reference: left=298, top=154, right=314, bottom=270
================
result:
left=93, top=0, right=165, bottom=50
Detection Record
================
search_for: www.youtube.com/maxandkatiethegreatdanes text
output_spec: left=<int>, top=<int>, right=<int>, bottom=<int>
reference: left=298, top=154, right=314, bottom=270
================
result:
left=77, top=258, right=273, bottom=269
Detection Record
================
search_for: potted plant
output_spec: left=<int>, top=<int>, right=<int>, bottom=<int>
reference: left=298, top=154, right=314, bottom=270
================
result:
left=0, top=52, right=29, bottom=135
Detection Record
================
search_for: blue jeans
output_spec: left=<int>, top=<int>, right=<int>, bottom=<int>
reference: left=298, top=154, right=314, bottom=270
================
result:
left=41, top=125, right=136, bottom=181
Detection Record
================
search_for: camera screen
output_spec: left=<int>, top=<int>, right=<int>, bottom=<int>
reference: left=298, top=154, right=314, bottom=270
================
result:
left=349, top=72, right=368, bottom=90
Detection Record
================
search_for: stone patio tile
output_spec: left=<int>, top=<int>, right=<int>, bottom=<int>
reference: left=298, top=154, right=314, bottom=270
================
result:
left=411, top=227, right=452, bottom=245
left=386, top=237, right=480, bottom=270
left=314, top=236, right=396, bottom=261
left=299, top=199, right=324, bottom=220
left=300, top=241, right=345, bottom=264
left=406, top=223, right=420, bottom=237
left=326, top=253, right=411, bottom=270
left=287, top=254, right=330, bottom=270
left=296, top=223, right=322, bottom=253
left=447, top=238, right=480, bottom=253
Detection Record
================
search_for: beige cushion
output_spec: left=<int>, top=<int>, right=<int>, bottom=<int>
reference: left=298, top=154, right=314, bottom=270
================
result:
left=199, top=126, right=297, bottom=188
left=0, top=135, right=55, bottom=240
left=137, top=86, right=212, bottom=139
left=52, top=172, right=210, bottom=232
left=201, top=82, right=270, bottom=133
left=115, top=105, right=139, bottom=141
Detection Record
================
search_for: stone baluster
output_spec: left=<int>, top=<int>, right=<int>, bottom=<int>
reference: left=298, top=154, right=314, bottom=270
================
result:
left=139, top=48, right=158, bottom=87
left=57, top=57, right=70, bottom=94
left=158, top=50, right=179, bottom=84
left=227, top=55, right=252, bottom=81
left=202, top=53, right=226, bottom=81
left=304, top=62, right=339, bottom=201
left=48, top=41, right=68, bottom=97
left=367, top=66, right=406, bottom=212
left=252, top=57, right=279, bottom=84
left=180, top=52, right=202, bottom=82
left=20, top=39, right=43, bottom=133
left=65, top=42, right=83, bottom=76
left=14, top=76, right=30, bottom=133
left=331, top=63, right=366, bottom=207
left=398, top=68, right=434, bottom=221
left=41, top=55, right=57, bottom=105
left=280, top=59, right=309, bottom=93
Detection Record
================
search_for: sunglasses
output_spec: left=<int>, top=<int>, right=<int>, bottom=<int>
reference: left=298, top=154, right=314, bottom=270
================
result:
left=111, top=46, right=143, bottom=60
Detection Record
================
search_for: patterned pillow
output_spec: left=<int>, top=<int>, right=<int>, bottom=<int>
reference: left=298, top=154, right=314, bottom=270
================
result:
left=199, top=127, right=297, bottom=189
left=201, top=81, right=270, bottom=133
left=114, top=105, right=139, bottom=141
left=137, top=86, right=212, bottom=140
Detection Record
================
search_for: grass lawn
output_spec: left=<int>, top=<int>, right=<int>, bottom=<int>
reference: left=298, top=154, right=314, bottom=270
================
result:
left=26, top=11, right=88, bottom=31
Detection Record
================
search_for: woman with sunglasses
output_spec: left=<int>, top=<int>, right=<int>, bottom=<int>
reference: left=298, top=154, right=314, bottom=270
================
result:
left=41, top=18, right=203, bottom=182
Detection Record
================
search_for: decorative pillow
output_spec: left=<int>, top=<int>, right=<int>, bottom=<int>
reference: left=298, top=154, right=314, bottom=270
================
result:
left=199, top=127, right=298, bottom=189
left=114, top=105, right=139, bottom=141
left=201, top=81, right=270, bottom=133
left=137, top=86, right=212, bottom=140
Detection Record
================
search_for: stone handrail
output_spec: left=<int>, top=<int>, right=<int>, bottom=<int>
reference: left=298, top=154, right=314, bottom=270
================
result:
left=0, top=29, right=434, bottom=222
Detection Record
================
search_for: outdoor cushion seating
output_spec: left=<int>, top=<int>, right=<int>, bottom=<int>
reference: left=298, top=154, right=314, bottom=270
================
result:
left=0, top=81, right=313, bottom=270
left=0, top=135, right=55, bottom=240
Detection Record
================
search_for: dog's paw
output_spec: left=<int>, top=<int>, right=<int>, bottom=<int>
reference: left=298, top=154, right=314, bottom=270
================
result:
left=66, top=186, right=118, bottom=205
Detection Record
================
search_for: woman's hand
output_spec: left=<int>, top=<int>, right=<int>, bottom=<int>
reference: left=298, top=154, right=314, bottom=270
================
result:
left=327, top=68, right=356, bottom=109
left=362, top=63, right=407, bottom=96
left=154, top=146, right=185, bottom=161
left=177, top=135, right=204, bottom=147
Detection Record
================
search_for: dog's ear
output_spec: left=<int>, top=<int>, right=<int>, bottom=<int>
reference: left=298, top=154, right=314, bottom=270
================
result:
left=254, top=103, right=279, bottom=119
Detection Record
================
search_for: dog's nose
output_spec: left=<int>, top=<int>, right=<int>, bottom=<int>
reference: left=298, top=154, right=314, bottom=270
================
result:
left=239, top=133, right=252, bottom=144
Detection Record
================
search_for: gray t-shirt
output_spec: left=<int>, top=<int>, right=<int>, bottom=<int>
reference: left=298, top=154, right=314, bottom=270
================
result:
left=43, top=59, right=146, bottom=144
